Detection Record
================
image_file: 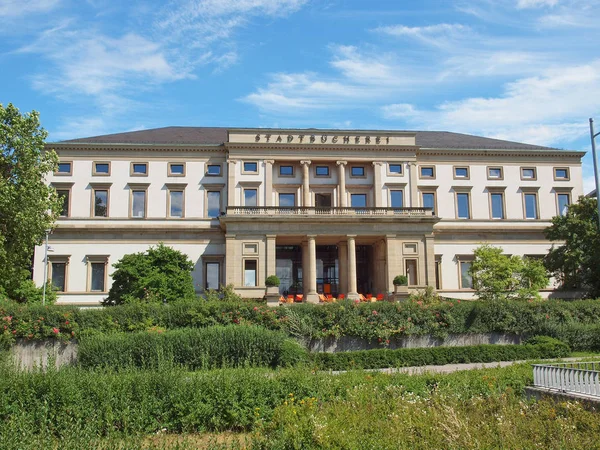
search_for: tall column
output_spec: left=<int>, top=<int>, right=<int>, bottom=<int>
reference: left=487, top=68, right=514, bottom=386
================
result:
left=338, top=241, right=348, bottom=295
left=264, top=160, right=274, bottom=207
left=225, top=234, right=237, bottom=285
left=409, top=162, right=419, bottom=207
left=385, top=235, right=399, bottom=293
left=337, top=161, right=347, bottom=207
left=424, top=233, right=436, bottom=288
left=300, top=160, right=311, bottom=207
left=306, top=235, right=319, bottom=303
left=266, top=234, right=276, bottom=279
left=227, top=160, right=237, bottom=207
left=372, top=161, right=383, bottom=207
left=301, top=240, right=309, bottom=296
left=347, top=235, right=359, bottom=300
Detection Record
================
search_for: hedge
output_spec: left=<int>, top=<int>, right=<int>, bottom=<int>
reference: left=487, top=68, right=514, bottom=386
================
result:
left=78, top=326, right=307, bottom=370
left=312, top=336, right=571, bottom=370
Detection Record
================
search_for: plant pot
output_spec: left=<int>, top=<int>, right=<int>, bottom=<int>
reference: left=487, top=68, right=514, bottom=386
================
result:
left=394, top=285, right=409, bottom=294
left=266, top=286, right=280, bottom=295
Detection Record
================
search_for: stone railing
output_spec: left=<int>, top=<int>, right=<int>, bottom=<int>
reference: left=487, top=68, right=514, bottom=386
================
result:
left=533, top=362, right=600, bottom=398
left=225, top=206, right=434, bottom=217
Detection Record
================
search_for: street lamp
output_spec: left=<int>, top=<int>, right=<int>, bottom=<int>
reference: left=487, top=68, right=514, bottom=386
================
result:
left=590, top=118, right=600, bottom=230
left=42, top=229, right=51, bottom=305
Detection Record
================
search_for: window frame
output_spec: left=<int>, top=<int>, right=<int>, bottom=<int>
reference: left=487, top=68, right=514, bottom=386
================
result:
left=244, top=188, right=258, bottom=207
left=243, top=258, right=258, bottom=287
left=520, top=167, right=537, bottom=181
left=90, top=183, right=111, bottom=218
left=555, top=190, right=572, bottom=216
left=435, top=255, right=442, bottom=290
left=487, top=187, right=506, bottom=220
left=242, top=161, right=259, bottom=174
left=522, top=190, right=540, bottom=220
left=52, top=182, right=74, bottom=218
left=47, top=255, right=70, bottom=293
left=419, top=166, right=436, bottom=179
left=204, top=183, right=225, bottom=218
left=168, top=162, right=186, bottom=177
left=389, top=189, right=404, bottom=208
left=92, top=161, right=111, bottom=176
left=419, top=189, right=437, bottom=215
left=387, top=163, right=403, bottom=176
left=86, top=255, right=109, bottom=293
left=404, top=258, right=418, bottom=286
left=279, top=165, right=294, bottom=177
left=350, top=193, right=368, bottom=208
left=278, top=192, right=296, bottom=208
left=350, top=166, right=366, bottom=178
left=453, top=166, right=470, bottom=180
left=166, top=183, right=186, bottom=219
left=130, top=162, right=149, bottom=177
left=206, top=164, right=222, bottom=176
left=457, top=257, right=474, bottom=290
left=554, top=167, right=570, bottom=181
left=315, top=165, right=330, bottom=177
left=486, top=166, right=504, bottom=180
left=128, top=183, right=149, bottom=219
left=55, top=161, right=73, bottom=176
left=204, top=259, right=223, bottom=290
left=454, top=190, right=472, bottom=219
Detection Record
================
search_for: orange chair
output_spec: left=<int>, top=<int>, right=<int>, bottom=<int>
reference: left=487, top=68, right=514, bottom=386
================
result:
left=295, top=294, right=304, bottom=303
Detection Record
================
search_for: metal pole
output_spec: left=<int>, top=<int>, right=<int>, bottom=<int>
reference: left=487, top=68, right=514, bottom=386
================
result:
left=590, top=118, right=600, bottom=230
left=42, top=230, right=49, bottom=305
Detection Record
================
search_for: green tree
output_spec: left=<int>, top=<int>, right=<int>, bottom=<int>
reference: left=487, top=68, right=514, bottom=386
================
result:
left=470, top=244, right=548, bottom=301
left=104, top=243, right=196, bottom=305
left=544, top=196, right=600, bottom=297
left=0, top=103, right=61, bottom=300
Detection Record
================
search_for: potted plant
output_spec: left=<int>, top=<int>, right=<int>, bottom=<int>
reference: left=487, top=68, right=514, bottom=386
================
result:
left=265, top=275, right=281, bottom=294
left=393, top=275, right=409, bottom=294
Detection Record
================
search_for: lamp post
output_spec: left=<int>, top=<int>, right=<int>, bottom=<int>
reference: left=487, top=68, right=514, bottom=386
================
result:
left=590, top=118, right=600, bottom=230
left=42, top=229, right=50, bottom=306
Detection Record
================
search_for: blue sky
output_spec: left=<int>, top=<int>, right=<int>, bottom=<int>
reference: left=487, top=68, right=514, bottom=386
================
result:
left=1, top=0, right=599, bottom=191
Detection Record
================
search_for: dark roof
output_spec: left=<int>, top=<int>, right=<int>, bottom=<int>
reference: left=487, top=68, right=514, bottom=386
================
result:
left=58, top=126, right=559, bottom=150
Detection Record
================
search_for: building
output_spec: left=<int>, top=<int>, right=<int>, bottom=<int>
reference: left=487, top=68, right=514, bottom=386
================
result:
left=32, top=127, right=584, bottom=305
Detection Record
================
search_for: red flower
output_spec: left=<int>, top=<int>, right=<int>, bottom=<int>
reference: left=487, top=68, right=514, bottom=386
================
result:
left=372, top=310, right=378, bottom=316
left=65, top=320, right=69, bottom=325
left=457, top=300, right=460, bottom=303
left=545, top=315, right=550, bottom=319
left=52, top=327, right=59, bottom=334
left=253, top=307, right=258, bottom=311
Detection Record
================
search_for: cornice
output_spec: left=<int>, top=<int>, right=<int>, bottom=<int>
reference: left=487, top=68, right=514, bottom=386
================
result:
left=418, top=148, right=586, bottom=158
left=225, top=142, right=418, bottom=152
left=47, top=143, right=224, bottom=153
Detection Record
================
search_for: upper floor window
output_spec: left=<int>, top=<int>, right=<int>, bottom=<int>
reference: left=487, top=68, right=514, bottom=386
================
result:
left=420, top=166, right=435, bottom=179
left=487, top=167, right=503, bottom=179
left=490, top=192, right=505, bottom=219
left=456, top=192, right=470, bottom=219
left=207, top=191, right=221, bottom=217
left=56, top=162, right=72, bottom=175
left=422, top=192, right=436, bottom=215
left=168, top=163, right=185, bottom=176
left=390, top=190, right=403, bottom=208
left=279, top=193, right=295, bottom=207
left=206, top=164, right=221, bottom=176
left=351, top=193, right=367, bottom=208
left=91, top=184, right=110, bottom=218
left=130, top=189, right=147, bottom=218
left=244, top=188, right=257, bottom=207
left=315, top=166, right=330, bottom=177
left=454, top=167, right=469, bottom=179
left=168, top=189, right=184, bottom=218
left=57, top=189, right=70, bottom=217
left=93, top=162, right=110, bottom=176
left=131, top=162, right=148, bottom=176
left=524, top=193, right=538, bottom=219
left=554, top=168, right=569, bottom=180
left=521, top=167, right=536, bottom=180
left=50, top=261, right=67, bottom=292
left=351, top=166, right=365, bottom=177
left=557, top=193, right=570, bottom=216
left=243, top=162, right=258, bottom=173
left=279, top=165, right=294, bottom=176
left=388, top=163, right=402, bottom=175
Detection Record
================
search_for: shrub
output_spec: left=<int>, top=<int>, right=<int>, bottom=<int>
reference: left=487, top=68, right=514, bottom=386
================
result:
left=104, top=243, right=196, bottom=306
left=7, top=279, right=57, bottom=305
left=393, top=275, right=408, bottom=286
left=265, top=275, right=280, bottom=287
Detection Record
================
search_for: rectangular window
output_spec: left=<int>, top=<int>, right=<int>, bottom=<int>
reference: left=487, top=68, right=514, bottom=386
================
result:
left=488, top=167, right=503, bottom=179
left=94, top=189, right=108, bottom=217
left=454, top=167, right=469, bottom=178
left=168, top=163, right=185, bottom=176
left=390, top=190, right=403, bottom=208
left=279, top=193, right=295, bottom=207
left=90, top=263, right=105, bottom=292
left=279, top=165, right=294, bottom=176
left=490, top=193, right=504, bottom=219
left=524, top=193, right=538, bottom=219
left=456, top=193, right=470, bottom=219
left=554, top=168, right=569, bottom=180
left=389, top=163, right=402, bottom=174
left=205, top=262, right=220, bottom=290
left=56, top=162, right=72, bottom=174
left=244, top=189, right=257, bottom=207
left=132, top=190, right=146, bottom=218
left=315, top=193, right=332, bottom=207
left=169, top=190, right=184, bottom=218
left=351, top=166, right=365, bottom=177
left=206, top=164, right=221, bottom=176
left=315, top=166, right=330, bottom=176
left=460, top=261, right=473, bottom=289
left=243, top=162, right=258, bottom=173
left=207, top=191, right=221, bottom=217
left=244, top=260, right=257, bottom=287
left=405, top=259, right=418, bottom=286
left=132, top=163, right=148, bottom=175
left=521, top=168, right=536, bottom=180
left=557, top=193, right=570, bottom=216
left=51, top=262, right=66, bottom=292
left=351, top=193, right=367, bottom=208
left=93, top=162, right=110, bottom=175
left=422, top=192, right=436, bottom=215
left=420, top=166, right=435, bottom=178
left=435, top=258, right=442, bottom=290
left=57, top=190, right=69, bottom=217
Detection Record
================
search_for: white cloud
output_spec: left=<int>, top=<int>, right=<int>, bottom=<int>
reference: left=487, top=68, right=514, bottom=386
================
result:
left=583, top=175, right=597, bottom=196
left=517, top=0, right=559, bottom=8
left=374, top=23, right=471, bottom=48
left=0, top=0, right=61, bottom=17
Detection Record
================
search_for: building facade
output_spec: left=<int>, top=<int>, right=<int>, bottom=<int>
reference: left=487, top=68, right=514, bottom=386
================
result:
left=32, top=127, right=585, bottom=305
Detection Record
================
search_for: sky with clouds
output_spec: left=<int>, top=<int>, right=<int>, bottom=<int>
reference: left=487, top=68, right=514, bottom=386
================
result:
left=1, top=0, right=599, bottom=192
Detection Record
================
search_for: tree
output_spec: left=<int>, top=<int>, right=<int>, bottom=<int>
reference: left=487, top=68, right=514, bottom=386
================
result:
left=103, top=243, right=196, bottom=305
left=544, top=196, right=600, bottom=297
left=470, top=244, right=548, bottom=301
left=0, top=103, right=61, bottom=300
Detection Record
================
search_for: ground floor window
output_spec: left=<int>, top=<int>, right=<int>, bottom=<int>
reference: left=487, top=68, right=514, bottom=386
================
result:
left=87, top=256, right=108, bottom=292
left=244, top=259, right=257, bottom=286
left=405, top=259, right=418, bottom=286
left=205, top=262, right=220, bottom=290
left=51, top=262, right=66, bottom=292
left=459, top=260, right=473, bottom=289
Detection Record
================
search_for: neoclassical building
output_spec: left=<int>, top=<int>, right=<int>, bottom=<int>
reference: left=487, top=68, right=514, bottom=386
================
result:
left=32, top=127, right=584, bottom=305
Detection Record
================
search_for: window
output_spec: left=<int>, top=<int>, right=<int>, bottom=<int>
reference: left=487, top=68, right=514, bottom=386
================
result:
left=131, top=163, right=148, bottom=176
left=421, top=192, right=436, bottom=215
left=459, top=260, right=473, bottom=289
left=93, top=162, right=110, bottom=176
left=521, top=167, right=536, bottom=180
left=168, top=190, right=184, bottom=218
left=57, top=189, right=70, bottom=217
left=279, top=193, right=295, bottom=207
left=243, top=162, right=258, bottom=173
left=205, top=262, right=221, bottom=290
left=51, top=262, right=66, bottom=292
left=456, top=193, right=470, bottom=219
left=315, top=166, right=330, bottom=177
left=279, top=165, right=294, bottom=176
left=56, top=162, right=72, bottom=175
left=454, top=167, right=469, bottom=179
left=554, top=168, right=569, bottom=180
left=131, top=190, right=147, bottom=218
left=435, top=257, right=442, bottom=290
left=490, top=193, right=504, bottom=219
left=206, top=164, right=221, bottom=176
left=207, top=191, right=221, bottom=217
left=557, top=193, right=570, bottom=216
left=351, top=166, right=365, bottom=177
left=93, top=188, right=109, bottom=217
left=524, top=193, right=538, bottom=219
left=87, top=256, right=108, bottom=292
left=243, top=243, right=259, bottom=255
left=420, top=166, right=435, bottom=178
left=168, top=163, right=185, bottom=176
left=389, top=163, right=402, bottom=175
left=244, top=260, right=257, bottom=287
left=405, top=259, right=418, bottom=286
left=390, top=190, right=403, bottom=208
left=315, top=193, right=332, bottom=207
left=487, top=167, right=503, bottom=179
left=244, top=189, right=257, bottom=207
left=351, top=193, right=367, bottom=208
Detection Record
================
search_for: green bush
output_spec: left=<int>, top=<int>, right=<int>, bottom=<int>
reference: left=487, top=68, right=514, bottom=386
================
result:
left=265, top=275, right=280, bottom=287
left=311, top=337, right=570, bottom=370
left=78, top=325, right=308, bottom=370
left=393, top=275, right=408, bottom=286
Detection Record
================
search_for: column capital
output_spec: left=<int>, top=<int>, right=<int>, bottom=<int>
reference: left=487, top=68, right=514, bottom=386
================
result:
left=300, top=160, right=312, bottom=166
left=306, top=234, right=317, bottom=240
left=336, top=160, right=348, bottom=166
left=372, top=161, right=384, bottom=166
left=264, top=159, right=275, bottom=165
left=346, top=234, right=357, bottom=239
left=227, top=159, right=238, bottom=165
left=266, top=234, right=277, bottom=239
